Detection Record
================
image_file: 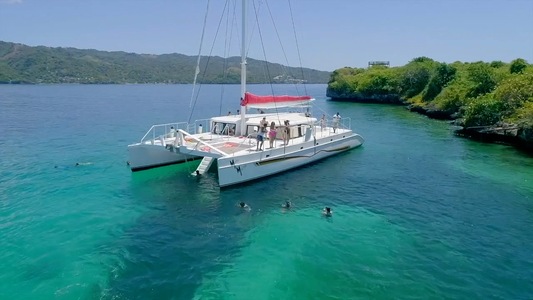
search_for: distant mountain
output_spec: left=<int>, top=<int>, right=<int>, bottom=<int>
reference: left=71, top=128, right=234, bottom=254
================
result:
left=0, top=41, right=330, bottom=84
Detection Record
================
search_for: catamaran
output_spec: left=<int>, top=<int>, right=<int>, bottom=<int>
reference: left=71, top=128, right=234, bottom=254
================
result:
left=127, top=0, right=364, bottom=187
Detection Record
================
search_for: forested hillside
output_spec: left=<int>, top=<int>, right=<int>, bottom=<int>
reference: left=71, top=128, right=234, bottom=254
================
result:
left=327, top=57, right=533, bottom=151
left=0, top=41, right=330, bottom=84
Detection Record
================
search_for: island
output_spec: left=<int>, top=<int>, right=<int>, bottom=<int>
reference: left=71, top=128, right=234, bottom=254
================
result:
left=0, top=41, right=330, bottom=84
left=327, top=57, right=533, bottom=153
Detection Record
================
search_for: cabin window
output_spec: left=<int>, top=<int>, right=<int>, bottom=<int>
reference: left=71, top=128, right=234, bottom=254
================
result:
left=212, top=122, right=236, bottom=135
left=228, top=124, right=236, bottom=136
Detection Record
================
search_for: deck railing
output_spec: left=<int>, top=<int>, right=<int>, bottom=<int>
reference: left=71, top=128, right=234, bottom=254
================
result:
left=312, top=117, right=352, bottom=135
left=191, top=119, right=211, bottom=134
left=140, top=122, right=189, bottom=144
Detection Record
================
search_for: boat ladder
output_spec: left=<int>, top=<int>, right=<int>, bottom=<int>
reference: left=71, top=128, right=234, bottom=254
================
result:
left=194, top=157, right=215, bottom=175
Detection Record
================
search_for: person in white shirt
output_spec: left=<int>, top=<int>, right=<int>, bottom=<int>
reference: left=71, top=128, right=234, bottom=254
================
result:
left=332, top=112, right=341, bottom=133
left=168, top=126, right=176, bottom=138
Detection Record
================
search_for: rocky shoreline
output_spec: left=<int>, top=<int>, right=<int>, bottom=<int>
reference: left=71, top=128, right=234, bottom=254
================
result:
left=326, top=88, right=533, bottom=154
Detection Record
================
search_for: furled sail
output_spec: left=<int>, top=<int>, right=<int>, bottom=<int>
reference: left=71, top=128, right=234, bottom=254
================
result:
left=241, top=92, right=314, bottom=109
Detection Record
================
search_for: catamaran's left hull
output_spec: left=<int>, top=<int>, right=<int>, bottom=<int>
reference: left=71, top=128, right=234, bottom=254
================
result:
left=128, top=143, right=198, bottom=171
left=216, top=134, right=363, bottom=187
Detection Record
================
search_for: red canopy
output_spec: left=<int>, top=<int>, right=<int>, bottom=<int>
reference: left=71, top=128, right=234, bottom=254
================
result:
left=241, top=92, right=313, bottom=109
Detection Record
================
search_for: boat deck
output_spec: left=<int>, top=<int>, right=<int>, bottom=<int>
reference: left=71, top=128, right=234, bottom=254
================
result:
left=180, top=126, right=351, bottom=157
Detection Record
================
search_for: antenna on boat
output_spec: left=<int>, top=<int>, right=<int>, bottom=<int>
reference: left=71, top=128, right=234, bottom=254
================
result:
left=239, top=0, right=247, bottom=135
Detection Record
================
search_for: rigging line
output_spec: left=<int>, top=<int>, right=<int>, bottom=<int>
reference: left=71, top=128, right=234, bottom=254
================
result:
left=245, top=0, right=262, bottom=60
left=189, top=0, right=211, bottom=111
left=219, top=1, right=232, bottom=117
left=260, top=0, right=306, bottom=124
left=264, top=0, right=297, bottom=94
left=288, top=0, right=308, bottom=96
left=188, top=0, right=231, bottom=124
left=219, top=0, right=237, bottom=117
left=252, top=0, right=283, bottom=124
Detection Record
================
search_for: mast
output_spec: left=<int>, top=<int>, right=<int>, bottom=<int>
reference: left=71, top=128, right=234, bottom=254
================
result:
left=239, top=0, right=247, bottom=135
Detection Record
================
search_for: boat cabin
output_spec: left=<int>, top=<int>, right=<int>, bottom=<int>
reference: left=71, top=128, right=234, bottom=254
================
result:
left=209, top=113, right=317, bottom=141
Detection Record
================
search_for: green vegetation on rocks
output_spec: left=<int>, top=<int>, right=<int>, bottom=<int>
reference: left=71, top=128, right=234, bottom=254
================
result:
left=327, top=57, right=533, bottom=152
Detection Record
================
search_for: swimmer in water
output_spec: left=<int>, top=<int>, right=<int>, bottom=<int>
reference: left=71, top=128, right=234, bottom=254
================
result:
left=282, top=201, right=291, bottom=209
left=75, top=162, right=93, bottom=166
left=239, top=202, right=251, bottom=211
left=322, top=207, right=332, bottom=216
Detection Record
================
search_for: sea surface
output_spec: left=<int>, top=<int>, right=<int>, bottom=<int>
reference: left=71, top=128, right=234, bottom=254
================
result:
left=0, top=84, right=532, bottom=300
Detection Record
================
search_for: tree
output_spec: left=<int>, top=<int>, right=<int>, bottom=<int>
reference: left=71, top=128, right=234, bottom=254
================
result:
left=422, top=63, right=457, bottom=101
left=398, top=62, right=433, bottom=98
left=494, top=73, right=533, bottom=115
left=410, top=56, right=435, bottom=63
left=509, top=102, right=533, bottom=130
left=466, top=62, right=497, bottom=98
left=510, top=58, right=528, bottom=74
left=490, top=61, right=505, bottom=68
left=463, top=96, right=504, bottom=127
left=357, top=68, right=399, bottom=95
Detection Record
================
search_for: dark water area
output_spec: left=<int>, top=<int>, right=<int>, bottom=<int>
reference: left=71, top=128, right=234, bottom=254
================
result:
left=0, top=84, right=532, bottom=299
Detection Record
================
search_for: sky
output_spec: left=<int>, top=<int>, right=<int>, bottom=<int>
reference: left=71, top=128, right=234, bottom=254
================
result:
left=1, top=0, right=532, bottom=71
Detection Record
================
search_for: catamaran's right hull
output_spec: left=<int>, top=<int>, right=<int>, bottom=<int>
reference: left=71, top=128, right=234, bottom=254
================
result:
left=216, top=133, right=363, bottom=187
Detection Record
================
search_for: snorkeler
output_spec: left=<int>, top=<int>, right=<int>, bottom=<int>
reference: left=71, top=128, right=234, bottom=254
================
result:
left=322, top=207, right=333, bottom=216
left=239, top=202, right=251, bottom=211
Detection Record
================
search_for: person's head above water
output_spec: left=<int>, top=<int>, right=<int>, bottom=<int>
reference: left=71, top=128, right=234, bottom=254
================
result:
left=240, top=202, right=246, bottom=208
left=286, top=201, right=291, bottom=208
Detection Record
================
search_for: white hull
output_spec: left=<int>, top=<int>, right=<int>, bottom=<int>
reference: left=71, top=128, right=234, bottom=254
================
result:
left=127, top=143, right=198, bottom=171
left=216, top=132, right=363, bottom=187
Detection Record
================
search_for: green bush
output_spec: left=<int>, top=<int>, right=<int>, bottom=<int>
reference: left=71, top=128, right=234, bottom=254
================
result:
left=357, top=67, right=399, bottom=95
left=493, top=72, right=533, bottom=114
left=433, top=78, right=470, bottom=113
left=508, top=102, right=533, bottom=129
left=510, top=58, right=528, bottom=74
left=422, top=63, right=457, bottom=101
left=463, top=96, right=504, bottom=127
left=466, top=62, right=497, bottom=98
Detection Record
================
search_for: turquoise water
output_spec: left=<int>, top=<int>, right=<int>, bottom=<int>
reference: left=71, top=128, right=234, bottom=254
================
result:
left=1, top=84, right=532, bottom=299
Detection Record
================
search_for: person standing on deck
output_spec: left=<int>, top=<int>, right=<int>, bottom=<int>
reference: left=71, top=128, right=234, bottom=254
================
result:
left=268, top=122, right=277, bottom=148
left=260, top=117, right=268, bottom=131
left=169, top=126, right=175, bottom=138
left=283, top=120, right=291, bottom=145
left=256, top=130, right=265, bottom=151
left=320, top=114, right=326, bottom=131
left=332, top=112, right=341, bottom=133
